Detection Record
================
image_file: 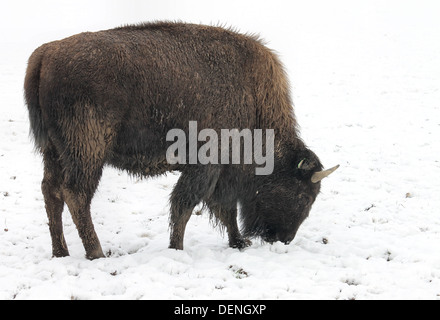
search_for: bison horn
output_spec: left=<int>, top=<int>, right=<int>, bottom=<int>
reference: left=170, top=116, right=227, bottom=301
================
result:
left=311, top=165, right=340, bottom=183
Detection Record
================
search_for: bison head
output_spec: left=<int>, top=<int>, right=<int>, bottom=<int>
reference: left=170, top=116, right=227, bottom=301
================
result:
left=241, top=148, right=339, bottom=245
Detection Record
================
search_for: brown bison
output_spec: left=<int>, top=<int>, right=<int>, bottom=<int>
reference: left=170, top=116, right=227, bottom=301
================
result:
left=24, top=22, right=338, bottom=259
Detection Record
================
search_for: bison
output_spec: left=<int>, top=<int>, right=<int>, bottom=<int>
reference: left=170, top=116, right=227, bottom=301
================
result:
left=24, top=22, right=338, bottom=259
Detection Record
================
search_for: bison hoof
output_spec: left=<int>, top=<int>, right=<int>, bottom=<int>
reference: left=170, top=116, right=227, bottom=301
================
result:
left=169, top=240, right=184, bottom=250
left=85, top=248, right=106, bottom=260
left=230, top=238, right=252, bottom=250
left=52, top=250, right=70, bottom=258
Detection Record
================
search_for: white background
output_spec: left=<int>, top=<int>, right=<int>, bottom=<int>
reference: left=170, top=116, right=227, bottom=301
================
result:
left=1, top=0, right=440, bottom=299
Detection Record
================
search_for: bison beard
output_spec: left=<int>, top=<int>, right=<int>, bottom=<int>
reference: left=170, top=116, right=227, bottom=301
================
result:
left=24, top=22, right=338, bottom=259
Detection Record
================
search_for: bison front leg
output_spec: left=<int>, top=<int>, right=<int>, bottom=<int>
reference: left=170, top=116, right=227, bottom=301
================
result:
left=217, top=206, right=251, bottom=249
left=205, top=200, right=252, bottom=249
left=169, top=166, right=221, bottom=250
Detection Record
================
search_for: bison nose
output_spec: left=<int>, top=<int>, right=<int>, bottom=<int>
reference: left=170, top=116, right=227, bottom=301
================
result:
left=278, top=233, right=295, bottom=245
left=281, top=236, right=292, bottom=245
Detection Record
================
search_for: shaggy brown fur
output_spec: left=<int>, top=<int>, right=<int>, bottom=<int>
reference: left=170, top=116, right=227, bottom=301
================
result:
left=24, top=22, right=324, bottom=259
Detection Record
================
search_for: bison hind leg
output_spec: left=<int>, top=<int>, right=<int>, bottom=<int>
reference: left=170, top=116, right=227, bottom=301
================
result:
left=55, top=111, right=113, bottom=260
left=62, top=185, right=105, bottom=260
left=42, top=142, right=69, bottom=257
left=60, top=152, right=106, bottom=259
left=42, top=137, right=106, bottom=260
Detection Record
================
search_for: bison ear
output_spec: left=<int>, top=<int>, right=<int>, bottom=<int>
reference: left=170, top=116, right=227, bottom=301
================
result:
left=311, top=165, right=340, bottom=183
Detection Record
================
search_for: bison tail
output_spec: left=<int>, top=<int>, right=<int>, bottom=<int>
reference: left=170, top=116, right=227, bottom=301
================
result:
left=24, top=46, right=48, bottom=152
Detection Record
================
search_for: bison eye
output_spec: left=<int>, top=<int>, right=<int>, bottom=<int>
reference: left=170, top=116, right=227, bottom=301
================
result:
left=297, top=158, right=315, bottom=170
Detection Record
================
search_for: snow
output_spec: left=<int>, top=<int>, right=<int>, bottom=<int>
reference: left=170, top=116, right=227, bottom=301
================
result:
left=1, top=0, right=440, bottom=300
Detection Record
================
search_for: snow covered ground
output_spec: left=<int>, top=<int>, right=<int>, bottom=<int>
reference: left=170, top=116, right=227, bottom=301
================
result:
left=1, top=0, right=440, bottom=299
